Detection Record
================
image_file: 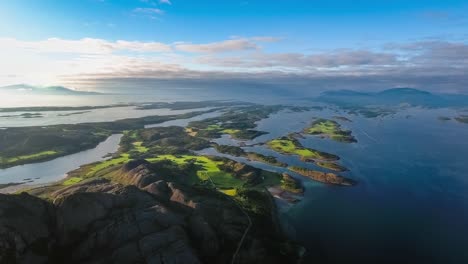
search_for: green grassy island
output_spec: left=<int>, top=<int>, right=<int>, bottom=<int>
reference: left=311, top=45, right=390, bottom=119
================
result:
left=304, top=118, right=357, bottom=143
left=266, top=135, right=339, bottom=162
left=438, top=116, right=452, bottom=121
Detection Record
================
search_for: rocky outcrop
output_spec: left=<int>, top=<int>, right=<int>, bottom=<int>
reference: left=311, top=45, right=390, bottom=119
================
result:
left=114, top=159, right=162, bottom=188
left=0, top=167, right=300, bottom=263
left=217, top=160, right=262, bottom=184
left=290, top=166, right=357, bottom=186
left=0, top=193, right=55, bottom=264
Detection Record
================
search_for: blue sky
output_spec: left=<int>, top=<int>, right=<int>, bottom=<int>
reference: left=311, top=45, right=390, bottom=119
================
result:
left=0, top=0, right=468, bottom=92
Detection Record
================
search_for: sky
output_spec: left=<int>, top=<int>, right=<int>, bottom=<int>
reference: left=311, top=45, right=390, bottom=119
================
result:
left=0, top=0, right=468, bottom=93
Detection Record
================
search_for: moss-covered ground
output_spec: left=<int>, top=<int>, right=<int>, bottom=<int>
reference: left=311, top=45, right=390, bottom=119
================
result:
left=304, top=118, right=356, bottom=143
left=266, top=136, right=339, bottom=161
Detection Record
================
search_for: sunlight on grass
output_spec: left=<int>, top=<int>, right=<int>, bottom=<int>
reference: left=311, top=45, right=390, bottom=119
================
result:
left=63, top=177, right=83, bottom=186
left=5, top=150, right=59, bottom=163
left=132, top=141, right=149, bottom=153
left=86, top=154, right=130, bottom=177
left=267, top=139, right=321, bottom=158
left=220, top=188, right=237, bottom=196
left=148, top=154, right=244, bottom=189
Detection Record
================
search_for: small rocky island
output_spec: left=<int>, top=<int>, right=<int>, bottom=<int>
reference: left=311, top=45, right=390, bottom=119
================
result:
left=289, top=166, right=356, bottom=186
left=455, top=115, right=468, bottom=124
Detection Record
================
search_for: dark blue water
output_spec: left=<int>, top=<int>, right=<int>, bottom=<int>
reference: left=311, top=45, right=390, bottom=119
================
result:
left=204, top=107, right=468, bottom=263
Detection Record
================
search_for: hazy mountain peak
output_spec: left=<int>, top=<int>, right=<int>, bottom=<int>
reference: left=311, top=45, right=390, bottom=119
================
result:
left=0, top=84, right=101, bottom=95
left=377, top=88, right=432, bottom=96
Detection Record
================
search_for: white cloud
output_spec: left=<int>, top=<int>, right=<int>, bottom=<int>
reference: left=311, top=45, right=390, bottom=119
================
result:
left=1, top=36, right=467, bottom=92
left=133, top=7, right=165, bottom=19
left=0, top=37, right=172, bottom=54
left=159, top=0, right=172, bottom=5
left=174, top=37, right=277, bottom=53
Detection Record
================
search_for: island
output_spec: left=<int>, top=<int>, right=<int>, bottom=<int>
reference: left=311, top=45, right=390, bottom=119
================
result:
left=289, top=166, right=356, bottom=186
left=266, top=135, right=339, bottom=161
left=315, top=161, right=348, bottom=172
left=303, top=118, right=357, bottom=143
left=57, top=111, right=91, bottom=116
left=0, top=112, right=43, bottom=118
left=438, top=116, right=452, bottom=121
left=455, top=115, right=468, bottom=124
left=246, top=152, right=288, bottom=167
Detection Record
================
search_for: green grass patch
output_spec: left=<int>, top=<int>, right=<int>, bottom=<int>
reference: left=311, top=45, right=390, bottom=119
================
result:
left=148, top=155, right=244, bottom=189
left=267, top=138, right=338, bottom=161
left=206, top=124, right=222, bottom=130
left=4, top=150, right=59, bottom=163
left=220, top=188, right=237, bottom=196
left=305, top=118, right=356, bottom=143
left=132, top=141, right=149, bottom=153
left=221, top=128, right=241, bottom=134
left=63, top=177, right=83, bottom=186
left=86, top=154, right=130, bottom=177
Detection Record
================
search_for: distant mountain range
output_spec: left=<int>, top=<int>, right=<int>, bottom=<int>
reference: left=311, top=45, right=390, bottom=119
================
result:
left=316, top=88, right=468, bottom=107
left=0, top=84, right=101, bottom=95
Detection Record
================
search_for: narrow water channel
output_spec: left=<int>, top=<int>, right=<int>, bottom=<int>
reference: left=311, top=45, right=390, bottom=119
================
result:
left=0, top=134, right=123, bottom=191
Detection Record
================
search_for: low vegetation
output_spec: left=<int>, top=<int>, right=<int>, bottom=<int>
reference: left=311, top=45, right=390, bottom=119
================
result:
left=315, top=161, right=348, bottom=172
left=266, top=136, right=339, bottom=161
left=304, top=118, right=356, bottom=143
left=187, top=105, right=283, bottom=140
left=0, top=110, right=212, bottom=168
left=246, top=152, right=287, bottom=167
left=213, top=144, right=246, bottom=156
left=280, top=173, right=303, bottom=193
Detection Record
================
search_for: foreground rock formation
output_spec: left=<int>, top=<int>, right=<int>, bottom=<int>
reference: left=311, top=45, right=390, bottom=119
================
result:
left=0, top=161, right=301, bottom=264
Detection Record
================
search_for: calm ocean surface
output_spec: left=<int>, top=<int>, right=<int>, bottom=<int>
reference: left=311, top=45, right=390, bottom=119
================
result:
left=205, top=107, right=468, bottom=263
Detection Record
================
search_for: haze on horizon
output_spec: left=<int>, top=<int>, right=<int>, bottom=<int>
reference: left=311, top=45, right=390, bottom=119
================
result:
left=1, top=0, right=468, bottom=94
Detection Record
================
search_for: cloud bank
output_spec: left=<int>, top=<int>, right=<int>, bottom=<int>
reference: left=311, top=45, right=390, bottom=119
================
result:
left=1, top=37, right=467, bottom=93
